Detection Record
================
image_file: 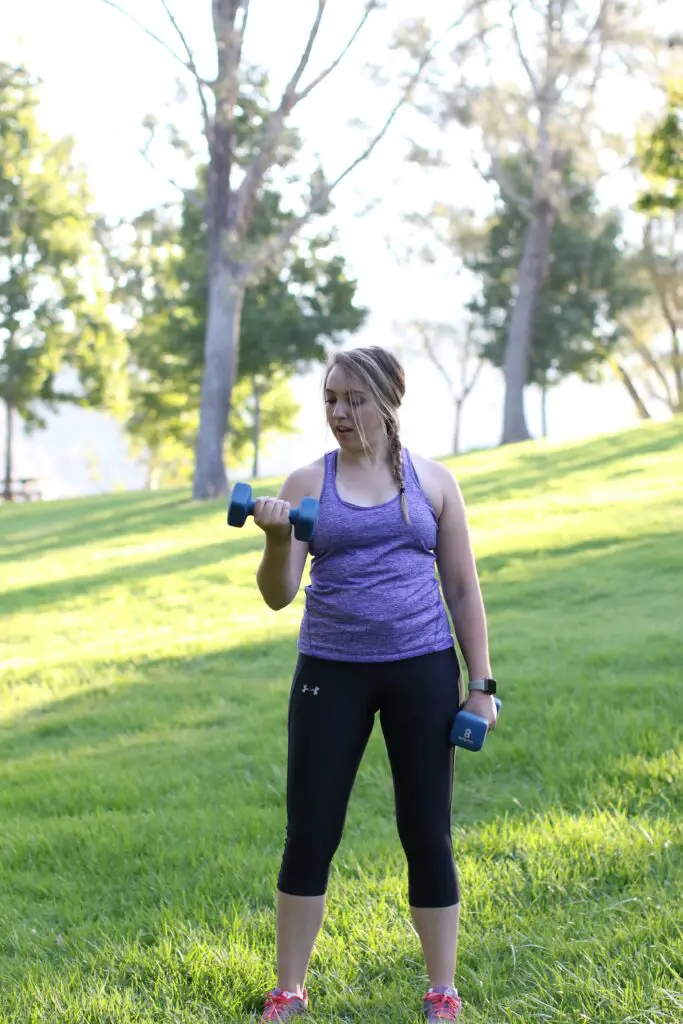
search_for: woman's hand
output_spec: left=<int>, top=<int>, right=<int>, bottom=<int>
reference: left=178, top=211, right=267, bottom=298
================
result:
left=461, top=690, right=498, bottom=731
left=252, top=497, right=292, bottom=542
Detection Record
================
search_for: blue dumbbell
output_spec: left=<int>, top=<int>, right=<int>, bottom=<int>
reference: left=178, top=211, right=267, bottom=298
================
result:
left=227, top=482, right=320, bottom=542
left=451, top=697, right=502, bottom=751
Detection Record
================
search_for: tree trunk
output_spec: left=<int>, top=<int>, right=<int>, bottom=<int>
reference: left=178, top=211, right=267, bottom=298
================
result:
left=453, top=398, right=462, bottom=455
left=192, top=262, right=245, bottom=499
left=671, top=328, right=682, bottom=412
left=540, top=383, right=548, bottom=438
left=3, top=399, right=13, bottom=502
left=611, top=358, right=652, bottom=420
left=501, top=200, right=553, bottom=444
left=252, top=377, right=261, bottom=479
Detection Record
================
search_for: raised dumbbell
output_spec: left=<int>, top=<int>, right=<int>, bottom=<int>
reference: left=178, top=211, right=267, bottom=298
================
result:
left=227, top=482, right=320, bottom=543
left=451, top=698, right=502, bottom=751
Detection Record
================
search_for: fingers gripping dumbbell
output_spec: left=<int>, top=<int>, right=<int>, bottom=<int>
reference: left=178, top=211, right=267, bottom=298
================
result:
left=227, top=482, right=320, bottom=543
left=451, top=698, right=502, bottom=752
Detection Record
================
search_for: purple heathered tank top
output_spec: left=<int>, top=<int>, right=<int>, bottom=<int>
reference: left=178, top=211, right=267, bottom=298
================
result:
left=298, top=448, right=455, bottom=663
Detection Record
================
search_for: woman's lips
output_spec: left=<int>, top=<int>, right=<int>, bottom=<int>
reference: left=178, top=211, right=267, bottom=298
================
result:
left=336, top=426, right=352, bottom=434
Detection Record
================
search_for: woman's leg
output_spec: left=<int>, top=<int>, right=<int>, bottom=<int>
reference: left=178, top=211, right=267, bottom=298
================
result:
left=409, top=904, right=460, bottom=990
left=276, top=893, right=326, bottom=996
left=379, top=649, right=463, bottom=989
left=275, top=655, right=376, bottom=995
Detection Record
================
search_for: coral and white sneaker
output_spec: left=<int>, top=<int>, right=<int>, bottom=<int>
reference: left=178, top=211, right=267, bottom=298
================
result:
left=261, top=988, right=309, bottom=1020
left=423, top=985, right=463, bottom=1020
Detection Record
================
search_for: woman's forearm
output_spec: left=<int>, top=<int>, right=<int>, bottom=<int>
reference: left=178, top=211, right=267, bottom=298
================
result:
left=256, top=536, right=296, bottom=610
left=446, top=584, right=492, bottom=680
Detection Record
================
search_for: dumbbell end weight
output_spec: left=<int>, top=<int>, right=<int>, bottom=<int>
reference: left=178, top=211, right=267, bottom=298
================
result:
left=227, top=482, right=255, bottom=528
left=289, top=496, right=320, bottom=543
left=451, top=697, right=502, bottom=752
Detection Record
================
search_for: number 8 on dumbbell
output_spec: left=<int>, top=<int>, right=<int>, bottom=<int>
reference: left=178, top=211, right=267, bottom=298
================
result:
left=227, top=482, right=320, bottom=543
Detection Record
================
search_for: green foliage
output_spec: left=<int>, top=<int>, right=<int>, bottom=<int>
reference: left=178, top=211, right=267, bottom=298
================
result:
left=108, top=175, right=365, bottom=481
left=1, top=420, right=682, bottom=1021
left=467, top=159, right=646, bottom=387
left=637, top=82, right=683, bottom=213
left=0, top=65, right=127, bottom=460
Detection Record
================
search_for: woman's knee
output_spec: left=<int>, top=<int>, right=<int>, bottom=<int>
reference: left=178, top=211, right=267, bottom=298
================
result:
left=277, top=821, right=343, bottom=896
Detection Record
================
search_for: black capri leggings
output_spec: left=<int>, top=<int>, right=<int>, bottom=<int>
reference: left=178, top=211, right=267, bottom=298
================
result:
left=277, top=647, right=464, bottom=908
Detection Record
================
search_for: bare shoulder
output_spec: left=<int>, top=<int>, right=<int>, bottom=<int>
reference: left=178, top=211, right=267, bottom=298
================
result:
left=409, top=453, right=461, bottom=519
left=278, top=456, right=326, bottom=503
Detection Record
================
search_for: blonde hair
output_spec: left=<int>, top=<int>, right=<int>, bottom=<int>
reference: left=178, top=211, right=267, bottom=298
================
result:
left=324, top=346, right=410, bottom=523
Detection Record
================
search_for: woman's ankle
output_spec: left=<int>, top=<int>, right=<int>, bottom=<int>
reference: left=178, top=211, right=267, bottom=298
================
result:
left=275, top=983, right=306, bottom=999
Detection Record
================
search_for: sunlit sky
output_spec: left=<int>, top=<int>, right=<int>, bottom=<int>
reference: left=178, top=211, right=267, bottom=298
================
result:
left=2, top=0, right=675, bottom=493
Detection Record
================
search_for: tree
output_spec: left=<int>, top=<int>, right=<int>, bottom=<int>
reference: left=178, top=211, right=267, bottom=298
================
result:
left=464, top=158, right=646, bottom=411
left=0, top=64, right=126, bottom=500
left=637, top=81, right=683, bottom=214
left=107, top=172, right=366, bottom=484
left=619, top=81, right=683, bottom=416
left=102, top=0, right=462, bottom=498
left=229, top=371, right=300, bottom=479
left=404, top=320, right=484, bottom=454
left=399, top=0, right=664, bottom=443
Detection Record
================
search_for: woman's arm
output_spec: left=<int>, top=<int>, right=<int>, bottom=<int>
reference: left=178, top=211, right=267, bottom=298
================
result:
left=433, top=465, right=492, bottom=682
left=255, top=463, right=322, bottom=611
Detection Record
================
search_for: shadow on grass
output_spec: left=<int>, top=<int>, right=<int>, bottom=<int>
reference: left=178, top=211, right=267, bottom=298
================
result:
left=0, top=532, right=266, bottom=613
left=456, top=420, right=683, bottom=505
left=1, top=621, right=680, bottom=1021
left=1, top=601, right=681, bottom=1022
left=0, top=481, right=285, bottom=566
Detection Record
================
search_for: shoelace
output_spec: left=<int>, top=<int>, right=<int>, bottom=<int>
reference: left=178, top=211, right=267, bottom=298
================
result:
left=424, top=991, right=462, bottom=1019
left=263, top=991, right=301, bottom=1020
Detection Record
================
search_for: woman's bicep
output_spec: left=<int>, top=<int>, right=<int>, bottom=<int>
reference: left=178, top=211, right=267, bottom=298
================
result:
left=435, top=470, right=480, bottom=601
left=276, top=466, right=319, bottom=592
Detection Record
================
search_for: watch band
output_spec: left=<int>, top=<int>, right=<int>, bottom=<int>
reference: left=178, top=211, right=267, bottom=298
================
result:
left=468, top=677, right=497, bottom=695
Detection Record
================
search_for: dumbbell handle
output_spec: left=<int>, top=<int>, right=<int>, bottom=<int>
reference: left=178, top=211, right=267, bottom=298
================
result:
left=244, top=497, right=305, bottom=526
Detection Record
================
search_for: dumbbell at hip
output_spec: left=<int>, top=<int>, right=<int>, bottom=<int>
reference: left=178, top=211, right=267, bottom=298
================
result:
left=227, top=482, right=320, bottom=543
left=451, top=698, right=502, bottom=752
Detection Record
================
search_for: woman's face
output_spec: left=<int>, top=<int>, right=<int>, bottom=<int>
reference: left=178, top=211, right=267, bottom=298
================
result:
left=324, top=363, right=384, bottom=453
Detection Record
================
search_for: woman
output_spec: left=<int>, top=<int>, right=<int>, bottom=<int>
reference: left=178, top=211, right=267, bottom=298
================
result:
left=253, top=346, right=497, bottom=1021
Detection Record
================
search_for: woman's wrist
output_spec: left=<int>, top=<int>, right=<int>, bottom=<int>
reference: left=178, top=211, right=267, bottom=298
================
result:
left=466, top=668, right=492, bottom=685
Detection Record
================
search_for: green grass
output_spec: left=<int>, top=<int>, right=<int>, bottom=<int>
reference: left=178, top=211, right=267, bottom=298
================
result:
left=1, top=419, right=682, bottom=1023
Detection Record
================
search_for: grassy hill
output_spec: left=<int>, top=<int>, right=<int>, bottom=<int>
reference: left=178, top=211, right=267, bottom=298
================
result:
left=1, top=420, right=682, bottom=1023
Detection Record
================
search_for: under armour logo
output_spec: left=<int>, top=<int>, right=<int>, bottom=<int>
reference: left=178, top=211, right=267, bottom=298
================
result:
left=302, top=685, right=320, bottom=695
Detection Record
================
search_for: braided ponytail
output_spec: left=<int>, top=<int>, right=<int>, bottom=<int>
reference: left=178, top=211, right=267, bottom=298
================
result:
left=386, top=416, right=410, bottom=524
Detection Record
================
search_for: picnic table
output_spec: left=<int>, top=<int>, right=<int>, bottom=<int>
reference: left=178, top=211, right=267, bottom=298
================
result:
left=2, top=477, right=43, bottom=502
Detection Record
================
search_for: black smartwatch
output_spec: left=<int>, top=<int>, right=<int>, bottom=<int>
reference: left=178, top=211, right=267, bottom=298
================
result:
left=468, top=677, right=497, bottom=695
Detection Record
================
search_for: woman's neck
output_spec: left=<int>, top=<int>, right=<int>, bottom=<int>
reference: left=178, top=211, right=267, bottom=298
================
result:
left=338, top=440, right=389, bottom=469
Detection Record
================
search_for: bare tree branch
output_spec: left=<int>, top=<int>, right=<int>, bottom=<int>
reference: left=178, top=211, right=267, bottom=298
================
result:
left=293, top=2, right=378, bottom=105
left=631, top=333, right=674, bottom=407
left=159, top=0, right=212, bottom=137
left=418, top=325, right=458, bottom=399
left=284, top=0, right=328, bottom=103
left=245, top=0, right=490, bottom=279
left=233, top=0, right=330, bottom=236
left=139, top=143, right=203, bottom=210
left=643, top=223, right=683, bottom=389
left=102, top=0, right=191, bottom=75
left=460, top=324, right=485, bottom=397
left=482, top=153, right=534, bottom=214
left=610, top=356, right=651, bottom=419
left=509, top=0, right=540, bottom=96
